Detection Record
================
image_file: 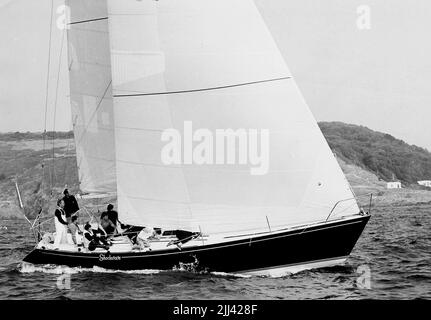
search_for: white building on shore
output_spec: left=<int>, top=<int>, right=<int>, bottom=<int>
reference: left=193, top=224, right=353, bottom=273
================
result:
left=386, top=181, right=402, bottom=189
left=417, top=180, right=431, bottom=188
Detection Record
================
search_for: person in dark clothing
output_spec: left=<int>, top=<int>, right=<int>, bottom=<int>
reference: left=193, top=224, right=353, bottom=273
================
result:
left=101, top=204, right=121, bottom=225
left=99, top=204, right=143, bottom=243
left=100, top=204, right=118, bottom=235
left=167, top=230, right=201, bottom=248
left=83, top=223, right=110, bottom=251
left=100, top=214, right=117, bottom=236
left=106, top=204, right=118, bottom=225
left=62, top=189, right=79, bottom=219
left=101, top=204, right=128, bottom=236
left=121, top=225, right=144, bottom=244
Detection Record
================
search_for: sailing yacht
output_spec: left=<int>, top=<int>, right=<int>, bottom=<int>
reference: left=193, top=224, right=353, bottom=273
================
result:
left=23, top=0, right=370, bottom=276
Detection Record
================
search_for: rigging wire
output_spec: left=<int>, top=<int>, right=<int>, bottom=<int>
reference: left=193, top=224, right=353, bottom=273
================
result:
left=62, top=130, right=72, bottom=188
left=34, top=0, right=55, bottom=241
left=76, top=80, right=112, bottom=146
left=42, top=0, right=55, bottom=196
left=51, top=27, right=67, bottom=190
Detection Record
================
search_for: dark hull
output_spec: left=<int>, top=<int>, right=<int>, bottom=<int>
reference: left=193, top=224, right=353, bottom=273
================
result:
left=23, top=215, right=370, bottom=273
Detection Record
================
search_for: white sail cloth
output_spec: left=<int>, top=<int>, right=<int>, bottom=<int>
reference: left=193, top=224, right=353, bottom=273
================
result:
left=66, top=0, right=116, bottom=194
left=104, top=0, right=360, bottom=234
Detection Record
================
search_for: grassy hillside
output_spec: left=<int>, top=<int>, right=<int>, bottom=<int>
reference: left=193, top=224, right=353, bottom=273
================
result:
left=0, top=133, right=79, bottom=218
left=0, top=131, right=73, bottom=142
left=319, top=122, right=431, bottom=185
left=1, top=123, right=430, bottom=219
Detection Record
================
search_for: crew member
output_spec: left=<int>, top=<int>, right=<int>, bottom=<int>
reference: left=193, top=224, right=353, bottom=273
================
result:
left=106, top=204, right=118, bottom=225
left=83, top=223, right=110, bottom=251
left=100, top=214, right=117, bottom=236
left=54, top=199, right=68, bottom=248
left=68, top=215, right=83, bottom=246
left=62, top=189, right=79, bottom=220
left=136, top=227, right=156, bottom=250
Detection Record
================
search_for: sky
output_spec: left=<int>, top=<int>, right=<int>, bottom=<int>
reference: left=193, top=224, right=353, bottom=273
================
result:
left=0, top=0, right=430, bottom=151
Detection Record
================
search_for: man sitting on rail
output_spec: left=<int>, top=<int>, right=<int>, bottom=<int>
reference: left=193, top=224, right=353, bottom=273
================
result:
left=83, top=223, right=110, bottom=251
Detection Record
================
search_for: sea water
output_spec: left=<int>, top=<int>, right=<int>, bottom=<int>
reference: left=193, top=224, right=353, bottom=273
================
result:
left=0, top=204, right=430, bottom=300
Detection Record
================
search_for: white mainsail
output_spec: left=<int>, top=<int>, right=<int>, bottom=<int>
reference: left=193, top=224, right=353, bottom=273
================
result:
left=104, top=0, right=360, bottom=234
left=66, top=0, right=116, bottom=194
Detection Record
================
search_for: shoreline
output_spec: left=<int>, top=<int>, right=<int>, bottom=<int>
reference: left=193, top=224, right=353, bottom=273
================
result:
left=2, top=187, right=430, bottom=220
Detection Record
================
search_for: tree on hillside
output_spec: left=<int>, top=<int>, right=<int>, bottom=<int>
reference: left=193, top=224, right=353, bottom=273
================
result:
left=319, top=122, right=431, bottom=185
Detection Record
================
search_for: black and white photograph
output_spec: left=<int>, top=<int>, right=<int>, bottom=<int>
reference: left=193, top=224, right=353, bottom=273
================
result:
left=0, top=0, right=430, bottom=306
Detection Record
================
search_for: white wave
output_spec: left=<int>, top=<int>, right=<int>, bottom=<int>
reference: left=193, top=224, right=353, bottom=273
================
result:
left=17, top=262, right=286, bottom=278
left=210, top=271, right=252, bottom=278
left=18, top=262, right=161, bottom=275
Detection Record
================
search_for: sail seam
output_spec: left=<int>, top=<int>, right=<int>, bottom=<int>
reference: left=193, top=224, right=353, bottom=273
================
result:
left=119, top=194, right=335, bottom=211
left=68, top=17, right=108, bottom=25
left=75, top=125, right=309, bottom=134
left=116, top=158, right=313, bottom=173
left=113, top=76, right=292, bottom=97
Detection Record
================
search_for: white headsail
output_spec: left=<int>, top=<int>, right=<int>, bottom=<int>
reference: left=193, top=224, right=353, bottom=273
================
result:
left=66, top=0, right=116, bottom=194
left=104, top=0, right=360, bottom=234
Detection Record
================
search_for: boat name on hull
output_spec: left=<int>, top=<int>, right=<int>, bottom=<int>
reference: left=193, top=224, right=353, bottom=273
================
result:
left=99, top=254, right=121, bottom=262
